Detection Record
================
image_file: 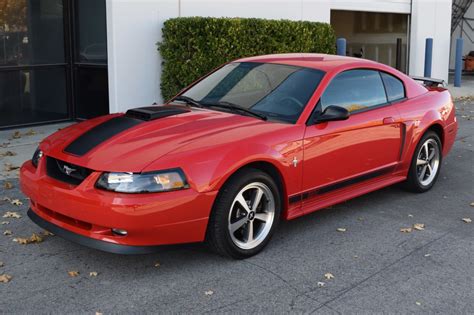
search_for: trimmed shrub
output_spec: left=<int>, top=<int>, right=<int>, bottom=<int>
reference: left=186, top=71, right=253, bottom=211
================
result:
left=158, top=17, right=336, bottom=100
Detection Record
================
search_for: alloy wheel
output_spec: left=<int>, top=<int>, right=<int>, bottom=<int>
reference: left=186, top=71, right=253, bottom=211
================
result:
left=416, top=138, right=440, bottom=186
left=227, top=182, right=275, bottom=250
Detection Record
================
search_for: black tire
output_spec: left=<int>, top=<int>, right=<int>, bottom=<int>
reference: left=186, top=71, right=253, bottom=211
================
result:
left=206, top=168, right=281, bottom=259
left=402, top=131, right=442, bottom=193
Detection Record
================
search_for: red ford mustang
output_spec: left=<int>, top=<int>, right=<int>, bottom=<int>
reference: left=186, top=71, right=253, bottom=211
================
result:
left=20, top=54, right=457, bottom=258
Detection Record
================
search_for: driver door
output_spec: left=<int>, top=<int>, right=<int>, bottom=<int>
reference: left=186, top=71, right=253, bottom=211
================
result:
left=301, top=69, right=402, bottom=211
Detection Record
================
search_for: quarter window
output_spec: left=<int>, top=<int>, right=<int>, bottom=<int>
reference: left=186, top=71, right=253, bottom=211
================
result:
left=320, top=70, right=387, bottom=113
left=380, top=72, right=405, bottom=102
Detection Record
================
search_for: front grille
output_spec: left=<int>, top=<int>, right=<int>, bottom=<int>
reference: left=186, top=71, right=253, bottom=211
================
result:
left=46, top=157, right=92, bottom=185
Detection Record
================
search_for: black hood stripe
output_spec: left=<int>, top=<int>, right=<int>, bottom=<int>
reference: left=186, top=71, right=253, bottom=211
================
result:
left=64, top=116, right=142, bottom=156
left=64, top=105, right=191, bottom=156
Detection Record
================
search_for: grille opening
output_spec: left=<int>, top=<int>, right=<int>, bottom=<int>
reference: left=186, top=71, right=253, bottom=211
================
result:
left=46, top=157, right=92, bottom=185
left=37, top=204, right=92, bottom=231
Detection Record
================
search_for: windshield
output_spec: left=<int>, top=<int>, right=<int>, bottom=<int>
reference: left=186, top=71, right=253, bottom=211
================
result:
left=178, top=62, right=325, bottom=123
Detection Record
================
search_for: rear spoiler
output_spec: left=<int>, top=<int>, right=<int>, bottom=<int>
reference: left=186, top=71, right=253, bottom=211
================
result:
left=410, top=76, right=447, bottom=88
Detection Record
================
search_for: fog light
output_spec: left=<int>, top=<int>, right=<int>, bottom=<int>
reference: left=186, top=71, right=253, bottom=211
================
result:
left=112, top=228, right=128, bottom=236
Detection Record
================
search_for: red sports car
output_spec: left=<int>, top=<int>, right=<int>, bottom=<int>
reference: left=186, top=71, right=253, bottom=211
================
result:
left=20, top=54, right=457, bottom=258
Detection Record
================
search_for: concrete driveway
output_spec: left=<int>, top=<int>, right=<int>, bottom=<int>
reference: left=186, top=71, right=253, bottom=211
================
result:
left=1, top=101, right=473, bottom=314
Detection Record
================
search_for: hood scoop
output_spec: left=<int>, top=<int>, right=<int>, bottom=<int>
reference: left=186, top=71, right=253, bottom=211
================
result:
left=125, top=105, right=190, bottom=121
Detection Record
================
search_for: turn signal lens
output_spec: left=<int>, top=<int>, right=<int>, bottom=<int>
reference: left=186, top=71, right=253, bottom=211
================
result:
left=154, top=173, right=185, bottom=190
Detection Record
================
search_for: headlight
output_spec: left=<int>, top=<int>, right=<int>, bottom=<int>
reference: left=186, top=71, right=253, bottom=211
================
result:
left=95, top=169, right=189, bottom=193
left=32, top=148, right=43, bottom=168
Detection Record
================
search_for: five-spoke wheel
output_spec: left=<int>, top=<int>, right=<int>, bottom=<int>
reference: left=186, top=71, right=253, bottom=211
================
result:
left=228, top=182, right=275, bottom=250
left=207, top=169, right=281, bottom=259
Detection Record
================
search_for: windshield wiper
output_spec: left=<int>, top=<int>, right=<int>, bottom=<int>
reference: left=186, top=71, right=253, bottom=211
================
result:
left=206, top=101, right=267, bottom=121
left=173, top=95, right=204, bottom=108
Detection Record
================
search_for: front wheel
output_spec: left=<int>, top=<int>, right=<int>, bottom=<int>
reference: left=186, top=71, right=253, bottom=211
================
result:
left=403, top=131, right=442, bottom=193
left=206, top=169, right=281, bottom=259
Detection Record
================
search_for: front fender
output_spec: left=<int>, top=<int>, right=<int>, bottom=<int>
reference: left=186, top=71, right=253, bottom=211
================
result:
left=142, top=126, right=305, bottom=197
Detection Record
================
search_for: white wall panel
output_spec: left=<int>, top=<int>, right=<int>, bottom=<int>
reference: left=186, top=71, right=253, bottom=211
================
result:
left=330, top=0, right=411, bottom=13
left=409, top=0, right=452, bottom=82
left=106, top=0, right=178, bottom=113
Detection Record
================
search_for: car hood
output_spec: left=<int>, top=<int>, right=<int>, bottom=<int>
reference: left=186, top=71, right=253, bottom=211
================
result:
left=41, top=106, right=266, bottom=172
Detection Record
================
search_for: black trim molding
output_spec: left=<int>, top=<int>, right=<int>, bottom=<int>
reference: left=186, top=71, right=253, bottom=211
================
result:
left=289, top=166, right=394, bottom=204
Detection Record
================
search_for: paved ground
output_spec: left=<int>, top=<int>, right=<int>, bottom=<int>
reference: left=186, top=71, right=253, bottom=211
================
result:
left=0, top=101, right=473, bottom=314
left=448, top=73, right=474, bottom=99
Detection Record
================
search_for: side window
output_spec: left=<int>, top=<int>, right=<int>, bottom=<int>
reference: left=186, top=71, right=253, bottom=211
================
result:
left=321, top=70, right=387, bottom=113
left=380, top=72, right=405, bottom=102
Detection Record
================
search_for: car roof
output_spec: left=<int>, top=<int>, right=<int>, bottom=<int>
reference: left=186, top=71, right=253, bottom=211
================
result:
left=235, top=53, right=380, bottom=72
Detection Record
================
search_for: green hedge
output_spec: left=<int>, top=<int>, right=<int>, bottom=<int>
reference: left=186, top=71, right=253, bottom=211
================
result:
left=158, top=17, right=336, bottom=100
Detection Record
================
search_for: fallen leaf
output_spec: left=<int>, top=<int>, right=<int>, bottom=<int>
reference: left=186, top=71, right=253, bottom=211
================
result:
left=3, top=182, right=13, bottom=189
left=89, top=271, right=98, bottom=277
left=413, top=223, right=425, bottom=231
left=424, top=253, right=431, bottom=257
left=95, top=312, right=103, bottom=315
left=11, top=131, right=21, bottom=139
left=353, top=255, right=359, bottom=259
left=0, top=151, right=16, bottom=157
left=4, top=163, right=19, bottom=171
left=29, top=233, right=43, bottom=243
left=0, top=274, right=12, bottom=283
left=68, top=271, right=80, bottom=277
left=400, top=227, right=412, bottom=233
left=408, top=214, right=414, bottom=218
left=204, top=290, right=214, bottom=296
left=324, top=273, right=334, bottom=280
left=3, top=230, right=12, bottom=236
left=25, top=129, right=36, bottom=136
left=470, top=202, right=474, bottom=207
left=2, top=197, right=11, bottom=202
left=0, top=261, right=3, bottom=267
left=13, top=233, right=43, bottom=244
left=415, top=301, right=422, bottom=306
left=357, top=217, right=364, bottom=221
left=462, top=218, right=472, bottom=223
left=154, top=261, right=161, bottom=268
left=336, top=228, right=347, bottom=232
left=10, top=199, right=23, bottom=206
left=1, top=221, right=9, bottom=225
left=3, top=211, right=21, bottom=219
left=317, top=281, right=325, bottom=287
left=13, top=238, right=29, bottom=244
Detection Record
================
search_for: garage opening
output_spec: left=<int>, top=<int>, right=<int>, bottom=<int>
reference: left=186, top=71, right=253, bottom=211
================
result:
left=331, top=10, right=410, bottom=73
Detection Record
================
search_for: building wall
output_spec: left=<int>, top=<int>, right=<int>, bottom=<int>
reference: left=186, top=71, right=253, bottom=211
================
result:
left=106, top=0, right=450, bottom=113
left=409, top=0, right=452, bottom=82
left=449, top=3, right=474, bottom=69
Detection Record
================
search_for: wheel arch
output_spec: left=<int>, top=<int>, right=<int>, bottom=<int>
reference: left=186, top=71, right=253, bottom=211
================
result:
left=214, top=160, right=288, bottom=216
left=425, top=123, right=444, bottom=147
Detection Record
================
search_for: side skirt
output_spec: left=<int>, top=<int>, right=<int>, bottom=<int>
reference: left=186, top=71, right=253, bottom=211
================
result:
left=287, top=174, right=406, bottom=220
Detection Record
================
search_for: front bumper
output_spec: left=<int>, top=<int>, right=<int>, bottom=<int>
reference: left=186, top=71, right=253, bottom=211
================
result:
left=20, top=158, right=218, bottom=251
left=28, top=209, right=161, bottom=254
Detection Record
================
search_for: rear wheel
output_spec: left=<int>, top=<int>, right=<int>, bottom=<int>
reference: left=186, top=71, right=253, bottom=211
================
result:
left=207, top=169, right=281, bottom=259
left=403, top=131, right=442, bottom=193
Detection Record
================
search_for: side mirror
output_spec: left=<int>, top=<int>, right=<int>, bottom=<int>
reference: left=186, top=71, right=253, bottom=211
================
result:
left=315, top=105, right=350, bottom=123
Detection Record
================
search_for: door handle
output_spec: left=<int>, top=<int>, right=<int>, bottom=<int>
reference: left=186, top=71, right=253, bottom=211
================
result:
left=383, top=117, right=395, bottom=124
